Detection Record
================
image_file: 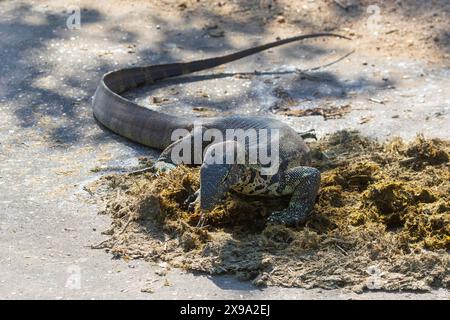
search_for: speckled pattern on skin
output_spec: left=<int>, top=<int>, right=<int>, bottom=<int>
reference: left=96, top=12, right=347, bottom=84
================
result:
left=153, top=115, right=320, bottom=224
left=230, top=165, right=320, bottom=225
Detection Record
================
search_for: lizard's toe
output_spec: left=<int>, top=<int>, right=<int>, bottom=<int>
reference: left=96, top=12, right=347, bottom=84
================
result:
left=184, top=190, right=200, bottom=212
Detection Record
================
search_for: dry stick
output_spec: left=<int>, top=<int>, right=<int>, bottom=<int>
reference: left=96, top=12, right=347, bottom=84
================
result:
left=295, top=50, right=355, bottom=74
left=91, top=209, right=132, bottom=249
left=127, top=167, right=153, bottom=175
left=91, top=237, right=115, bottom=249
left=335, top=244, right=349, bottom=256
left=196, top=212, right=206, bottom=228
left=119, top=216, right=134, bottom=235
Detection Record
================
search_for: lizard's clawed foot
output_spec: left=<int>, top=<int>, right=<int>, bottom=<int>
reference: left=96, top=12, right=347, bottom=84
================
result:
left=267, top=208, right=312, bottom=226
left=196, top=215, right=206, bottom=228
left=184, top=190, right=200, bottom=212
left=152, top=161, right=176, bottom=174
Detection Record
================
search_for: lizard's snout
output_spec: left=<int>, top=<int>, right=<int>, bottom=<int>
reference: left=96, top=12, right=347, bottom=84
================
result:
left=199, top=164, right=233, bottom=212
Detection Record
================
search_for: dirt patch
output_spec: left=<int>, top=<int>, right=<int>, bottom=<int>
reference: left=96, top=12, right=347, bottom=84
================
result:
left=158, top=0, right=450, bottom=63
left=88, top=131, right=449, bottom=292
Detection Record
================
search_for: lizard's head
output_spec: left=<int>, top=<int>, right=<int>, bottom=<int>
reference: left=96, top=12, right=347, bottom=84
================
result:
left=199, top=162, right=241, bottom=212
left=199, top=142, right=243, bottom=212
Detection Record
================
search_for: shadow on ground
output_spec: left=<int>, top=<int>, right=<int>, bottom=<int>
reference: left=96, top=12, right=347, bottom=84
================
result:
left=5, top=0, right=444, bottom=149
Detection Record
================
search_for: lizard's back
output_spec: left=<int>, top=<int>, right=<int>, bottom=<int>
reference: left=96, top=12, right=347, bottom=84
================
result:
left=204, top=115, right=311, bottom=168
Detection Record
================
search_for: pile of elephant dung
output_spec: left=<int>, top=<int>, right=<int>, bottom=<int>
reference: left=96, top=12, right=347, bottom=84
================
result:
left=89, top=131, right=449, bottom=292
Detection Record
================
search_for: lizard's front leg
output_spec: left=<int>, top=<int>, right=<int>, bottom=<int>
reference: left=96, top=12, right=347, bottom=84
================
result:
left=268, top=166, right=320, bottom=226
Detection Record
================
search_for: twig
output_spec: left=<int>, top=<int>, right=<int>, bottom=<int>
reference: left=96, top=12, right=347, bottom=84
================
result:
left=91, top=237, right=114, bottom=249
left=119, top=217, right=133, bottom=235
left=368, top=98, right=384, bottom=104
left=296, top=50, right=355, bottom=74
left=126, top=167, right=153, bottom=175
left=399, top=157, right=415, bottom=165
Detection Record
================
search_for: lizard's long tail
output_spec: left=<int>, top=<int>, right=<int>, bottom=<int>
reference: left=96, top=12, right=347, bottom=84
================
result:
left=93, top=33, right=349, bottom=149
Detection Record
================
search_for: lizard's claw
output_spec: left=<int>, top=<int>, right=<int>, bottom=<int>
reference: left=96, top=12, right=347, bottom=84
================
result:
left=196, top=215, right=205, bottom=228
left=196, top=210, right=208, bottom=228
left=152, top=161, right=176, bottom=174
left=184, top=190, right=200, bottom=212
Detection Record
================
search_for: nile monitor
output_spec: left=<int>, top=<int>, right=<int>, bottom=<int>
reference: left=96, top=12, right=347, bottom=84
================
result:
left=92, top=33, right=349, bottom=225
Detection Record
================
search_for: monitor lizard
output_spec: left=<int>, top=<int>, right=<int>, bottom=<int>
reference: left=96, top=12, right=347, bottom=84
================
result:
left=92, top=33, right=349, bottom=226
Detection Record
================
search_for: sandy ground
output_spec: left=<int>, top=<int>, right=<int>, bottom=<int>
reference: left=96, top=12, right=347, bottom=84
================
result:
left=0, top=0, right=449, bottom=299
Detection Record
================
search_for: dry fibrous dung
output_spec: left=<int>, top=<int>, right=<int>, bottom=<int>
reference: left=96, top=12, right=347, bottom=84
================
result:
left=88, top=131, right=449, bottom=291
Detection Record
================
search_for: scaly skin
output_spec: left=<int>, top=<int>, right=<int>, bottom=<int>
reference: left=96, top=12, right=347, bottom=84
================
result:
left=92, top=33, right=349, bottom=225
left=156, top=115, right=320, bottom=225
